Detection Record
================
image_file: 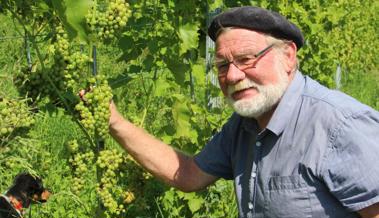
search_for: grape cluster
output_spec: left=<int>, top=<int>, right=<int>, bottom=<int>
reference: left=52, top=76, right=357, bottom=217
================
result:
left=86, top=0, right=132, bottom=39
left=67, top=140, right=95, bottom=194
left=75, top=75, right=113, bottom=140
left=14, top=64, right=66, bottom=103
left=53, top=25, right=70, bottom=60
left=52, top=25, right=92, bottom=91
left=96, top=149, right=126, bottom=215
left=0, top=97, right=35, bottom=140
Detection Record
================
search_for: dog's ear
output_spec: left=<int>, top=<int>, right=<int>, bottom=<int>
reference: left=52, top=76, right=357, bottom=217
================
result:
left=19, top=173, right=51, bottom=203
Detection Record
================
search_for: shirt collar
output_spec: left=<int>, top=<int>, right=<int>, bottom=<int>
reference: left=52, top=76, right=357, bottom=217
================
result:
left=266, top=70, right=305, bottom=135
left=241, top=115, right=259, bottom=133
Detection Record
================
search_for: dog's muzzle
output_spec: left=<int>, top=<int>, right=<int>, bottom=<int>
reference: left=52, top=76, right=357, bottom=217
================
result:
left=32, top=189, right=51, bottom=203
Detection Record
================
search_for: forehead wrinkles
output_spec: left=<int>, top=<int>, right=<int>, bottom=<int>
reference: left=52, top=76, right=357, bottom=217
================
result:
left=215, top=29, right=267, bottom=58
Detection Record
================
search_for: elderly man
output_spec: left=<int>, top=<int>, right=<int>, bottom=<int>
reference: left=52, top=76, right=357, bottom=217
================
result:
left=109, top=6, right=379, bottom=218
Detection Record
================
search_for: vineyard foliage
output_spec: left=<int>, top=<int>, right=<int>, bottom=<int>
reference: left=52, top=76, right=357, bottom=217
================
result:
left=0, top=0, right=378, bottom=217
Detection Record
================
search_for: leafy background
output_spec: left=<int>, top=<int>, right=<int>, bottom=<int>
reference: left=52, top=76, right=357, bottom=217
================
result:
left=0, top=0, right=378, bottom=217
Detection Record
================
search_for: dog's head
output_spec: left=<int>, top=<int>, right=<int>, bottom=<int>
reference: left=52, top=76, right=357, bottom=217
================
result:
left=6, top=172, right=51, bottom=208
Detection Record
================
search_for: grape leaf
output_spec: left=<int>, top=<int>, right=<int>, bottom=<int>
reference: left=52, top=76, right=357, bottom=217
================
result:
left=153, top=77, right=171, bottom=97
left=172, top=94, right=198, bottom=142
left=191, top=63, right=206, bottom=87
left=178, top=22, right=199, bottom=55
left=52, top=0, right=92, bottom=43
left=65, top=0, right=92, bottom=42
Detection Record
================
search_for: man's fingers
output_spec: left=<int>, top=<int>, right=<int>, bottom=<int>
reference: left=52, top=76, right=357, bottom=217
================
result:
left=78, top=89, right=87, bottom=101
left=79, top=89, right=86, bottom=97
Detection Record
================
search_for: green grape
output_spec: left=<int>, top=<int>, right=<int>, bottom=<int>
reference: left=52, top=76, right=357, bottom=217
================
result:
left=67, top=139, right=79, bottom=153
left=1, top=128, right=8, bottom=135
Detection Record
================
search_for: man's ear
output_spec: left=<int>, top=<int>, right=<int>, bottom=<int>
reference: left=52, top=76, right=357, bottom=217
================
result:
left=281, top=41, right=297, bottom=74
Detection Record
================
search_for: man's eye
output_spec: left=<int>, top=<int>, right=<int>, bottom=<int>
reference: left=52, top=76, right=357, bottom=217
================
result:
left=216, top=62, right=229, bottom=70
left=237, top=57, right=254, bottom=65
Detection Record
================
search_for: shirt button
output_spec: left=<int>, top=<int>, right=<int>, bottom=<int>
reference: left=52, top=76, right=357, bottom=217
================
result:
left=248, top=202, right=254, bottom=209
left=256, top=141, right=262, bottom=147
left=252, top=172, right=257, bottom=178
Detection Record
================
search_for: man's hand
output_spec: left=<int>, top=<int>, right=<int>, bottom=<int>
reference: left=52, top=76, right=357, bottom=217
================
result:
left=78, top=89, right=86, bottom=101
left=108, top=100, right=124, bottom=130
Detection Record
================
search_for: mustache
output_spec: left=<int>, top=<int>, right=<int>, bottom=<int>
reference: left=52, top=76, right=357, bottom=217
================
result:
left=227, top=79, right=259, bottom=96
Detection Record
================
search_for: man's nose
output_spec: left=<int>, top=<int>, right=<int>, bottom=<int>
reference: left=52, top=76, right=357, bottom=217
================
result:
left=225, top=63, right=245, bottom=84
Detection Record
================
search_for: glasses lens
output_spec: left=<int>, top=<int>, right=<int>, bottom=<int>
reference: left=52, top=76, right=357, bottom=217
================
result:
left=214, top=62, right=228, bottom=74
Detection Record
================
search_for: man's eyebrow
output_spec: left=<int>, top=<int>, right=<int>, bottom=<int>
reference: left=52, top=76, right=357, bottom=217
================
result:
left=234, top=52, right=257, bottom=58
left=215, top=49, right=257, bottom=61
left=238, top=47, right=263, bottom=55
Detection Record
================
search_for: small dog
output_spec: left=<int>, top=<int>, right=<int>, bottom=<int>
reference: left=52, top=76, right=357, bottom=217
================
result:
left=0, top=172, right=51, bottom=218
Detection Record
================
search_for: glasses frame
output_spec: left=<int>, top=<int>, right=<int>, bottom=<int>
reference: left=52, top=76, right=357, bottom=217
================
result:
left=214, top=44, right=275, bottom=77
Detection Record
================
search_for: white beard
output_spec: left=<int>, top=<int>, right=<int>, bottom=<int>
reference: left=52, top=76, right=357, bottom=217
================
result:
left=226, top=62, right=289, bottom=118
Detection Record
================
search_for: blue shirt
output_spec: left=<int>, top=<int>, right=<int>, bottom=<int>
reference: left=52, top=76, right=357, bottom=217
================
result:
left=194, top=71, right=379, bottom=218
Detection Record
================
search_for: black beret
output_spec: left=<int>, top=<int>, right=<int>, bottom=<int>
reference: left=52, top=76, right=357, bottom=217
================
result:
left=208, top=6, right=304, bottom=50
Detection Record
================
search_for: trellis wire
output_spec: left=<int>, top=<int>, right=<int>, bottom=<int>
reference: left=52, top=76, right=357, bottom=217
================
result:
left=92, top=45, right=97, bottom=76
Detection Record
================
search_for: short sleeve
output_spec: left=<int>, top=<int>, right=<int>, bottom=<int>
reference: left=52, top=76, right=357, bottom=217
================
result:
left=194, top=114, right=241, bottom=180
left=321, top=110, right=379, bottom=211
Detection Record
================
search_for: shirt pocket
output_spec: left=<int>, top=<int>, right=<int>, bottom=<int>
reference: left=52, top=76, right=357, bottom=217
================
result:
left=264, top=175, right=312, bottom=218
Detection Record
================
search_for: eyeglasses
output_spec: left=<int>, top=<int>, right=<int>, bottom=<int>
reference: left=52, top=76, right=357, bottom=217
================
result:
left=214, top=44, right=275, bottom=76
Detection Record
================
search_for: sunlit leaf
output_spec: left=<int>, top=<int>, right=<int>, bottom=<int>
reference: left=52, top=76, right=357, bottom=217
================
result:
left=52, top=0, right=92, bottom=42
left=65, top=0, right=92, bottom=42
left=191, top=63, right=206, bottom=87
left=153, top=77, right=171, bottom=97
left=178, top=22, right=199, bottom=55
left=172, top=94, right=198, bottom=141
